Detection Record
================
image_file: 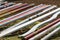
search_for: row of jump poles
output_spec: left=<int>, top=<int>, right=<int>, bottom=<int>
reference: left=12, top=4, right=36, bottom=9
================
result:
left=0, top=2, right=60, bottom=40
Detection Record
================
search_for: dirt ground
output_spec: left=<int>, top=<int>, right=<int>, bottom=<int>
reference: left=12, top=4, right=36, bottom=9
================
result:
left=7, top=0, right=60, bottom=6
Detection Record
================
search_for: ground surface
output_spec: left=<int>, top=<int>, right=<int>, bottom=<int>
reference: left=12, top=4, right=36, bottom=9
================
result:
left=7, top=0, right=60, bottom=6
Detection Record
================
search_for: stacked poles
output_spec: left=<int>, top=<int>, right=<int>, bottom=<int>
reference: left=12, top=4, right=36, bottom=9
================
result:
left=24, top=18, right=60, bottom=40
left=3, top=6, right=58, bottom=30
left=0, top=6, right=56, bottom=36
left=0, top=3, right=34, bottom=18
left=0, top=8, right=60, bottom=37
left=0, top=3, right=59, bottom=40
left=41, top=25, right=60, bottom=40
left=19, top=11, right=60, bottom=37
left=0, top=4, right=51, bottom=26
left=29, top=22, right=60, bottom=40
